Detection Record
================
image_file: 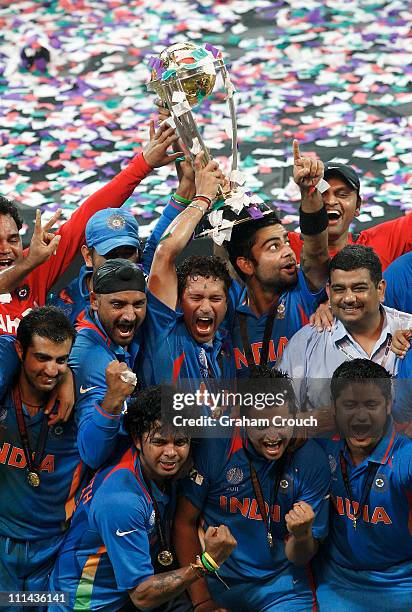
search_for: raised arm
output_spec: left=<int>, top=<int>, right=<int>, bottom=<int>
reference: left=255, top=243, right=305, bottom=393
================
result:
left=148, top=153, right=224, bottom=310
left=293, top=140, right=329, bottom=292
left=141, top=155, right=195, bottom=275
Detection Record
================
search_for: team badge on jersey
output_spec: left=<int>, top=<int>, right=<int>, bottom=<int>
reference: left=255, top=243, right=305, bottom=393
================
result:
left=149, top=510, right=156, bottom=527
left=226, top=467, right=244, bottom=485
left=279, top=475, right=293, bottom=494
left=373, top=473, right=388, bottom=492
left=15, top=285, right=30, bottom=301
left=107, top=214, right=126, bottom=230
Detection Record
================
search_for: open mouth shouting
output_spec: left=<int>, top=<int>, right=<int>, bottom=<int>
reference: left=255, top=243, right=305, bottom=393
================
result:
left=261, top=437, right=285, bottom=459
left=116, top=321, right=136, bottom=340
left=195, top=315, right=215, bottom=338
left=326, top=209, right=342, bottom=226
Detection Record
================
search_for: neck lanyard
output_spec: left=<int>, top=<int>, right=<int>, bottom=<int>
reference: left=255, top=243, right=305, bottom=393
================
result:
left=12, top=386, right=49, bottom=488
left=238, top=300, right=279, bottom=371
left=243, top=442, right=288, bottom=548
left=337, top=336, right=392, bottom=369
left=141, top=471, right=174, bottom=567
left=339, top=451, right=380, bottom=530
left=198, top=347, right=223, bottom=379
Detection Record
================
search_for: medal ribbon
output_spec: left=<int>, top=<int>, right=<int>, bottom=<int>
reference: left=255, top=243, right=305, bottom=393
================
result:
left=141, top=472, right=172, bottom=562
left=339, top=451, right=380, bottom=526
left=243, top=443, right=288, bottom=547
left=12, top=386, right=49, bottom=479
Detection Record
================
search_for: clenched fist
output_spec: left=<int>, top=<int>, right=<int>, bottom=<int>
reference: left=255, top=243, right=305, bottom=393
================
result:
left=101, top=360, right=137, bottom=415
left=204, top=525, right=237, bottom=566
left=285, top=501, right=315, bottom=541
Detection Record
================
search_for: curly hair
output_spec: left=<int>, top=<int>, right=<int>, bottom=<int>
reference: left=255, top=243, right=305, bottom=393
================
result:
left=124, top=385, right=193, bottom=440
left=0, top=196, right=23, bottom=231
left=17, top=306, right=76, bottom=359
left=329, top=245, right=382, bottom=287
left=176, top=255, right=231, bottom=300
left=331, top=359, right=392, bottom=403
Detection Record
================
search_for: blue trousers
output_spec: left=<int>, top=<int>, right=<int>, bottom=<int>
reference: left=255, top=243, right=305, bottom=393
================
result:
left=0, top=533, right=63, bottom=612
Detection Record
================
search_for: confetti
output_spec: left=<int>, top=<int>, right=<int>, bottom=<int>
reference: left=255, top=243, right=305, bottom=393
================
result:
left=0, top=0, right=410, bottom=243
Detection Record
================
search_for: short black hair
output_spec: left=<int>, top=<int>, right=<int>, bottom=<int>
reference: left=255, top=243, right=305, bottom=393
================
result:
left=177, top=255, right=231, bottom=300
left=246, top=365, right=297, bottom=416
left=329, top=245, right=382, bottom=287
left=124, top=385, right=191, bottom=440
left=0, top=196, right=23, bottom=231
left=226, top=210, right=282, bottom=280
left=331, top=359, right=392, bottom=403
left=17, top=306, right=76, bottom=359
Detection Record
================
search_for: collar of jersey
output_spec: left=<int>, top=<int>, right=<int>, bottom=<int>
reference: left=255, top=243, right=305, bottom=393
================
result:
left=236, top=287, right=288, bottom=319
left=332, top=306, right=390, bottom=346
left=78, top=308, right=140, bottom=361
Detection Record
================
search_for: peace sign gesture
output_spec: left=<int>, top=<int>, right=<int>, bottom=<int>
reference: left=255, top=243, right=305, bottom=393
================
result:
left=293, top=140, right=323, bottom=190
left=26, top=209, right=62, bottom=267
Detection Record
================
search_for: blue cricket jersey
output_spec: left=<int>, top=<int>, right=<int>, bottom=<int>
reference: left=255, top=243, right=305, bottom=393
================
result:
left=181, top=429, right=330, bottom=583
left=0, top=334, right=19, bottom=390
left=0, top=337, right=88, bottom=541
left=69, top=309, right=141, bottom=470
left=383, top=251, right=412, bottom=314
left=138, top=291, right=235, bottom=386
left=315, top=421, right=412, bottom=609
left=49, top=446, right=175, bottom=612
left=394, top=349, right=412, bottom=425
left=0, top=395, right=87, bottom=541
left=226, top=270, right=325, bottom=378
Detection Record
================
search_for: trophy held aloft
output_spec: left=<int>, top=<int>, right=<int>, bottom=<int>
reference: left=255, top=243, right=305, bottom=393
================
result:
left=147, top=42, right=273, bottom=245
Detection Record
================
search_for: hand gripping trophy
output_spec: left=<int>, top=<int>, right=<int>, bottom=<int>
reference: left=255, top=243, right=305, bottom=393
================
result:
left=147, top=42, right=272, bottom=245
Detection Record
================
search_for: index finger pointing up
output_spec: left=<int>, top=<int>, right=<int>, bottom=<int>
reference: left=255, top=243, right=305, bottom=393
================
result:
left=293, top=139, right=301, bottom=162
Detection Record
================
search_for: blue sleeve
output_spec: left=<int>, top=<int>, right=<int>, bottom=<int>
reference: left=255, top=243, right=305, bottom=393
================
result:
left=294, top=441, right=330, bottom=540
left=90, top=477, right=154, bottom=590
left=145, top=290, right=180, bottom=333
left=70, top=344, right=121, bottom=470
left=141, top=196, right=186, bottom=276
left=297, top=268, right=327, bottom=310
left=394, top=352, right=412, bottom=424
left=180, top=438, right=223, bottom=510
left=0, top=335, right=19, bottom=393
left=384, top=253, right=412, bottom=313
left=223, top=280, right=245, bottom=331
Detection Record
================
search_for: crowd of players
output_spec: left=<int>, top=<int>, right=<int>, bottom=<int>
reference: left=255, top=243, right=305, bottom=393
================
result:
left=0, top=114, right=412, bottom=612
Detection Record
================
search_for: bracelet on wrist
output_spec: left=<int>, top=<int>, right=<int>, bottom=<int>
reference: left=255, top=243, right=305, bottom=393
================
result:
left=187, top=202, right=208, bottom=215
left=299, top=205, right=328, bottom=236
left=193, top=194, right=213, bottom=209
left=202, top=551, right=220, bottom=570
left=173, top=193, right=192, bottom=205
left=200, top=552, right=218, bottom=572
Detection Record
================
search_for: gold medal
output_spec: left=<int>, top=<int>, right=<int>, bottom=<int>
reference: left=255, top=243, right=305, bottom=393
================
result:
left=353, top=518, right=357, bottom=530
left=267, top=532, right=273, bottom=548
left=276, top=303, right=285, bottom=319
left=27, top=471, right=40, bottom=487
left=158, top=550, right=174, bottom=566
